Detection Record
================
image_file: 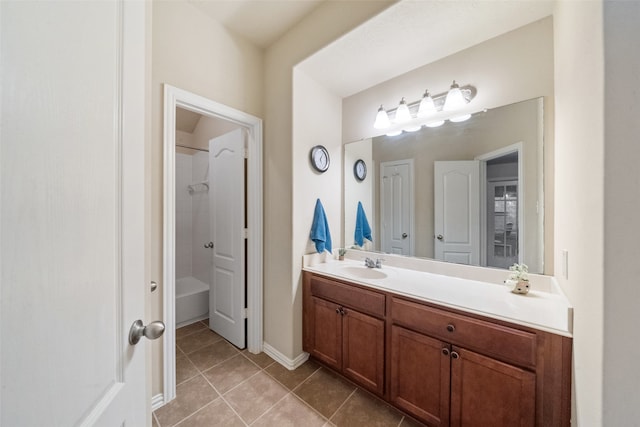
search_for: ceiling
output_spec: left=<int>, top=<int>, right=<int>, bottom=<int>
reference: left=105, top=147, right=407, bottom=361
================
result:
left=188, top=0, right=325, bottom=48
left=178, top=0, right=555, bottom=131
left=298, top=0, right=555, bottom=98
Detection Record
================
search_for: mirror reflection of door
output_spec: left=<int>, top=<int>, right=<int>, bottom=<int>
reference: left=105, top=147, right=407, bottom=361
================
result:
left=487, top=181, right=519, bottom=268
left=434, top=161, right=480, bottom=265
left=380, top=159, right=414, bottom=256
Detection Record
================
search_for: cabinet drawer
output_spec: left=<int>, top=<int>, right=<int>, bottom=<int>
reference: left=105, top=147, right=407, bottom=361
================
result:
left=391, top=297, right=536, bottom=369
left=310, top=275, right=385, bottom=318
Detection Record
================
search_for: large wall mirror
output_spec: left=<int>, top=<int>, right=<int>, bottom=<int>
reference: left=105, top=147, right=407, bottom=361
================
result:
left=344, top=97, right=545, bottom=273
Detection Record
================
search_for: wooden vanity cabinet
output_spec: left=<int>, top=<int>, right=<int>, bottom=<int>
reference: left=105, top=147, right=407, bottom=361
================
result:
left=390, top=324, right=536, bottom=427
left=302, top=271, right=572, bottom=426
left=303, top=274, right=386, bottom=396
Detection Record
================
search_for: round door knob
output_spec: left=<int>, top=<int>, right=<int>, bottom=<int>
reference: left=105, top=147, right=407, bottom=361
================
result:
left=204, top=242, right=214, bottom=249
left=451, top=351, right=460, bottom=360
left=446, top=324, right=455, bottom=333
left=402, top=233, right=408, bottom=239
left=336, top=307, right=341, bottom=314
left=442, top=348, right=450, bottom=356
left=129, top=319, right=165, bottom=345
left=437, top=234, right=444, bottom=241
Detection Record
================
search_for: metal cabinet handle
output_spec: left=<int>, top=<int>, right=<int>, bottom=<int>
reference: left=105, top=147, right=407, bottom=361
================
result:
left=340, top=308, right=347, bottom=316
left=437, top=234, right=444, bottom=241
left=336, top=307, right=341, bottom=314
left=129, top=319, right=165, bottom=345
left=402, top=233, right=408, bottom=239
left=451, top=351, right=460, bottom=360
left=442, top=348, right=450, bottom=356
left=446, top=324, right=455, bottom=333
left=150, top=281, right=158, bottom=292
left=204, top=242, right=214, bottom=249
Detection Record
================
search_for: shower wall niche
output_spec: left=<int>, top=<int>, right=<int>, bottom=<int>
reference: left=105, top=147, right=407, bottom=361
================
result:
left=175, top=150, right=210, bottom=327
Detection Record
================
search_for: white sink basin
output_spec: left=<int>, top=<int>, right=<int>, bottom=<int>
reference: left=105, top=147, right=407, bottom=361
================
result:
left=339, top=266, right=388, bottom=280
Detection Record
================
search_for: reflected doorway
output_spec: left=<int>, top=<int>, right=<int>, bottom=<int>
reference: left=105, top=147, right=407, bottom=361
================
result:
left=484, top=151, right=520, bottom=269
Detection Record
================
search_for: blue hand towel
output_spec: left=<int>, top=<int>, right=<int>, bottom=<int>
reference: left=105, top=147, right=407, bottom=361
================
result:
left=354, top=201, right=372, bottom=247
left=310, top=199, right=332, bottom=254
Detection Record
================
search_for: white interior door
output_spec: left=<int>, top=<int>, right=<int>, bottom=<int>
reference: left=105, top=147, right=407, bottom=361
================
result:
left=434, top=161, right=480, bottom=265
left=1, top=1, right=148, bottom=426
left=380, top=160, right=414, bottom=256
left=209, top=129, right=246, bottom=349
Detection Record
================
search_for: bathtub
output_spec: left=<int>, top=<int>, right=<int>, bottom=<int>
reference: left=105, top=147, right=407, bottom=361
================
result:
left=176, top=276, right=209, bottom=328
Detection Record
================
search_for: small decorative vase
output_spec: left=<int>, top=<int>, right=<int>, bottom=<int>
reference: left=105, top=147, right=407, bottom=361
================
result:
left=506, top=279, right=530, bottom=295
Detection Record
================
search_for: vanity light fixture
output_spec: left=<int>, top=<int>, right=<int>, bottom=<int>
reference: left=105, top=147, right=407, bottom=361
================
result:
left=395, top=98, right=411, bottom=123
left=373, top=105, right=391, bottom=130
left=417, top=90, right=437, bottom=117
left=372, top=81, right=476, bottom=133
left=443, top=80, right=467, bottom=111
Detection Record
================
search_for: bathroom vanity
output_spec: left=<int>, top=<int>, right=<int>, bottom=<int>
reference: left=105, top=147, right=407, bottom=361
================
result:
left=302, top=254, right=572, bottom=426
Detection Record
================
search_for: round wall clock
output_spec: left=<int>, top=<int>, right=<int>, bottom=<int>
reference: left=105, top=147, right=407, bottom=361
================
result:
left=310, top=145, right=330, bottom=173
left=354, top=159, right=367, bottom=181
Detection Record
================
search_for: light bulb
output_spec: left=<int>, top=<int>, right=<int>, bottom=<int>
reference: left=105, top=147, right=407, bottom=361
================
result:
left=443, top=80, right=467, bottom=111
left=404, top=125, right=421, bottom=132
left=395, top=97, right=411, bottom=123
left=417, top=90, right=437, bottom=117
left=386, top=130, right=402, bottom=137
left=373, top=105, right=390, bottom=129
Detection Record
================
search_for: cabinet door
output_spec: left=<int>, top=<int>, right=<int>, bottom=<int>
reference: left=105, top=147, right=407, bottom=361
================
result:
left=308, top=297, right=342, bottom=370
left=450, top=346, right=535, bottom=427
left=390, top=326, right=451, bottom=426
left=343, top=307, right=385, bottom=396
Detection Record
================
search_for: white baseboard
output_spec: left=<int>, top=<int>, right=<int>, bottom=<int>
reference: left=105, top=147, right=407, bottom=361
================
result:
left=151, top=393, right=165, bottom=411
left=263, top=342, right=309, bottom=371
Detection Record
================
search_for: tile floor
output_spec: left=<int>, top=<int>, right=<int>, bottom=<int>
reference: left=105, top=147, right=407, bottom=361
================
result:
left=153, top=320, right=424, bottom=427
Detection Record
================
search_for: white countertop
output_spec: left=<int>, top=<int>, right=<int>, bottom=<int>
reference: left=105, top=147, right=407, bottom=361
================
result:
left=302, top=253, right=573, bottom=337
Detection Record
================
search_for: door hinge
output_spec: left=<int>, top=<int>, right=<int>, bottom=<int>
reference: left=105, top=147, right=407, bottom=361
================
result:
left=243, top=308, right=248, bottom=319
left=243, top=228, right=249, bottom=239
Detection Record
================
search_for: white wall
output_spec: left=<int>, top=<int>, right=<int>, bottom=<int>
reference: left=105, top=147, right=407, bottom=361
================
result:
left=291, top=68, right=343, bottom=358
left=263, top=0, right=393, bottom=361
left=175, top=153, right=194, bottom=279
left=602, top=1, right=640, bottom=424
left=190, top=152, right=210, bottom=284
left=175, top=151, right=209, bottom=284
left=553, top=0, right=604, bottom=424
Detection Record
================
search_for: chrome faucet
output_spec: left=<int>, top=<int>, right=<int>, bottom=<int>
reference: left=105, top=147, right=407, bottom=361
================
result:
left=364, top=257, right=384, bottom=268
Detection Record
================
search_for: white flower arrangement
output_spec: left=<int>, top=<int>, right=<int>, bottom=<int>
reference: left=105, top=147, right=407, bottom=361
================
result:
left=508, top=263, right=529, bottom=282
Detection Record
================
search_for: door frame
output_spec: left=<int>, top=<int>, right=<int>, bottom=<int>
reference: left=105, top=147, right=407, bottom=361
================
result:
left=475, top=142, right=523, bottom=267
left=162, top=85, right=263, bottom=405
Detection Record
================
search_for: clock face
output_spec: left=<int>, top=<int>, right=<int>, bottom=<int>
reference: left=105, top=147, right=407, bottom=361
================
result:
left=354, top=159, right=367, bottom=181
left=310, top=145, right=330, bottom=173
